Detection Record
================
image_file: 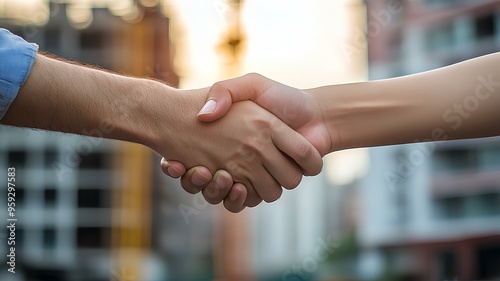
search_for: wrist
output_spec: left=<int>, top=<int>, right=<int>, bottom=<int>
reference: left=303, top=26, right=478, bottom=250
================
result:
left=116, top=78, right=179, bottom=149
left=133, top=83, right=209, bottom=157
left=313, top=81, right=386, bottom=151
left=306, top=85, right=347, bottom=153
left=311, top=80, right=422, bottom=152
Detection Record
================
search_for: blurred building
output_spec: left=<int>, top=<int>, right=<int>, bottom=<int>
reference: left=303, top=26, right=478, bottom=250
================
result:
left=0, top=2, right=183, bottom=281
left=236, top=1, right=370, bottom=280
left=359, top=1, right=500, bottom=280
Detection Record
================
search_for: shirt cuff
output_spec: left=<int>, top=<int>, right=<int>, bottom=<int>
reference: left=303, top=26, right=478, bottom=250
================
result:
left=0, top=28, right=39, bottom=120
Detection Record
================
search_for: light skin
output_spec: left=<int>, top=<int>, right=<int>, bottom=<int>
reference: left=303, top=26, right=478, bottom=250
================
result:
left=164, top=52, right=500, bottom=211
left=1, top=53, right=324, bottom=212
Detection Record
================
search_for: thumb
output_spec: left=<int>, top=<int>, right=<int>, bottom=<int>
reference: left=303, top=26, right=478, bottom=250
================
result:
left=197, top=73, right=265, bottom=122
left=197, top=87, right=233, bottom=122
left=160, top=158, right=187, bottom=178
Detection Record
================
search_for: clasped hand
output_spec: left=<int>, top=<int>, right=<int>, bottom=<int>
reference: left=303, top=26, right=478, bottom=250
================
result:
left=158, top=74, right=332, bottom=213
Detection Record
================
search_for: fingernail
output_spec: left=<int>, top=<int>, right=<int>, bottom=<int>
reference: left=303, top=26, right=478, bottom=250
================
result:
left=215, top=175, right=229, bottom=190
left=192, top=170, right=209, bottom=187
left=161, top=160, right=172, bottom=175
left=198, top=99, right=217, bottom=115
left=161, top=159, right=181, bottom=178
left=229, top=190, right=239, bottom=202
left=167, top=167, right=182, bottom=178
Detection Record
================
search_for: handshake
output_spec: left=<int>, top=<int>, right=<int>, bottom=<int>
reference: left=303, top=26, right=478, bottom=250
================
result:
left=157, top=73, right=333, bottom=213
left=154, top=52, right=500, bottom=213
left=5, top=52, right=500, bottom=214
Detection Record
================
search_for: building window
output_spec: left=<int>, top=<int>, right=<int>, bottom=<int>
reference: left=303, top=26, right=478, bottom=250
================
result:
left=78, top=189, right=102, bottom=208
left=434, top=192, right=500, bottom=219
left=465, top=193, right=500, bottom=217
left=77, top=227, right=110, bottom=248
left=43, top=228, right=57, bottom=249
left=17, top=228, right=24, bottom=249
left=477, top=245, right=500, bottom=279
left=475, top=13, right=496, bottom=40
left=434, top=197, right=465, bottom=219
left=44, top=30, right=60, bottom=53
left=16, top=187, right=25, bottom=206
left=437, top=250, right=457, bottom=281
left=8, top=150, right=27, bottom=167
left=79, top=31, right=106, bottom=49
left=44, top=148, right=59, bottom=166
left=79, top=152, right=110, bottom=169
left=44, top=188, right=57, bottom=207
left=434, top=145, right=500, bottom=173
left=478, top=145, right=500, bottom=170
left=433, top=148, right=476, bottom=173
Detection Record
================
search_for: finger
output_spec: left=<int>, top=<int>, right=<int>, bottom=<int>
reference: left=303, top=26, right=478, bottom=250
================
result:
left=241, top=179, right=263, bottom=207
left=224, top=160, right=262, bottom=207
left=179, top=166, right=212, bottom=194
left=160, top=158, right=186, bottom=178
left=227, top=138, right=283, bottom=204
left=197, top=96, right=231, bottom=122
left=248, top=164, right=283, bottom=203
left=262, top=149, right=303, bottom=190
left=202, top=170, right=233, bottom=205
left=271, top=122, right=323, bottom=176
left=223, top=183, right=247, bottom=213
left=197, top=73, right=266, bottom=122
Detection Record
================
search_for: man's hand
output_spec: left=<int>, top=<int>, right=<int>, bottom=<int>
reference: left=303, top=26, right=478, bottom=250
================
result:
left=161, top=73, right=332, bottom=212
left=147, top=86, right=323, bottom=209
left=1, top=54, right=322, bottom=213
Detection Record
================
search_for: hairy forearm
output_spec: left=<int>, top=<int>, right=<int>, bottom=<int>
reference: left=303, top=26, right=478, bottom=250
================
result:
left=1, top=54, right=170, bottom=146
left=312, top=52, right=500, bottom=151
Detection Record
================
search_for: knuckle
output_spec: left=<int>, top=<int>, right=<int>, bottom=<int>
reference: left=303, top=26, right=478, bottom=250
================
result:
left=180, top=178, right=202, bottom=194
left=211, top=81, right=225, bottom=92
left=283, top=172, right=302, bottom=190
left=203, top=189, right=222, bottom=205
left=238, top=142, right=258, bottom=161
left=246, top=131, right=272, bottom=154
left=245, top=72, right=262, bottom=80
left=303, top=153, right=324, bottom=177
left=202, top=184, right=222, bottom=202
left=309, top=158, right=324, bottom=176
left=245, top=196, right=262, bottom=207
left=224, top=201, right=245, bottom=213
left=264, top=188, right=283, bottom=203
left=296, top=140, right=313, bottom=160
left=182, top=185, right=201, bottom=195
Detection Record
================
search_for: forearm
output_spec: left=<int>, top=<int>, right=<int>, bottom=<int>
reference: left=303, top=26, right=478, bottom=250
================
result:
left=1, top=54, right=169, bottom=146
left=312, top=52, right=500, bottom=152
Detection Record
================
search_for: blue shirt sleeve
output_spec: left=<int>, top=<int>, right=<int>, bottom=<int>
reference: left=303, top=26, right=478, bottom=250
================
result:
left=0, top=28, right=38, bottom=120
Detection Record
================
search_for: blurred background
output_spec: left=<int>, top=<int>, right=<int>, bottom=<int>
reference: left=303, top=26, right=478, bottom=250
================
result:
left=0, top=0, right=500, bottom=281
